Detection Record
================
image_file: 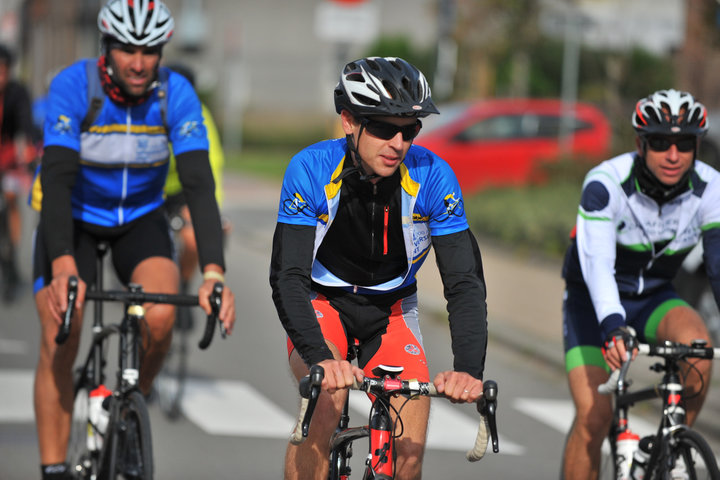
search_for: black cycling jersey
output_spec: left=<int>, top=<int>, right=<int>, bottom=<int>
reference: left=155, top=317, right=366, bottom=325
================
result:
left=316, top=163, right=406, bottom=286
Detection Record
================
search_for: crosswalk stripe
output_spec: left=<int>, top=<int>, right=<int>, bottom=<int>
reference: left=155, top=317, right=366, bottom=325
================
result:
left=0, top=369, right=35, bottom=422
left=181, top=378, right=295, bottom=437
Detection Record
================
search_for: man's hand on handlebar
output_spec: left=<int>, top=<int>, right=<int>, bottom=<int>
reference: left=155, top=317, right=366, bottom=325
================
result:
left=434, top=370, right=484, bottom=404
left=197, top=271, right=236, bottom=335
left=603, top=326, right=638, bottom=370
left=315, top=359, right=364, bottom=394
left=47, top=255, right=86, bottom=325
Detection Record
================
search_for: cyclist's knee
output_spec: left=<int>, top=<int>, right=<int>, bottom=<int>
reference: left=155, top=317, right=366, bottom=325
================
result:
left=144, top=304, right=176, bottom=341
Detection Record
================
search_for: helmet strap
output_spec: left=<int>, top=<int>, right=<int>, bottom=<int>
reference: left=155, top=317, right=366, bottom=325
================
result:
left=343, top=125, right=379, bottom=182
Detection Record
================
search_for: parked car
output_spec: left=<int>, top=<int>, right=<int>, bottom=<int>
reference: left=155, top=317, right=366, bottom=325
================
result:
left=414, top=98, right=612, bottom=194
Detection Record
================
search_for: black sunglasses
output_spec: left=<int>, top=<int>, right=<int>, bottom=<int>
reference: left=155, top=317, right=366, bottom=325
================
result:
left=646, top=136, right=696, bottom=153
left=361, top=118, right=422, bottom=141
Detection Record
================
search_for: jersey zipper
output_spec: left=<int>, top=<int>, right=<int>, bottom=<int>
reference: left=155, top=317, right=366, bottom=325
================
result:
left=383, top=205, right=389, bottom=255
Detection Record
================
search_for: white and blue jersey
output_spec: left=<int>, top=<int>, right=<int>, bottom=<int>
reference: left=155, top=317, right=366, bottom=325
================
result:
left=563, top=152, right=720, bottom=332
left=42, top=59, right=208, bottom=227
left=277, top=138, right=469, bottom=294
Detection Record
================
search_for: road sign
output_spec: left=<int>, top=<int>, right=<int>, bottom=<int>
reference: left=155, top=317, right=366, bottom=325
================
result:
left=314, top=0, right=379, bottom=44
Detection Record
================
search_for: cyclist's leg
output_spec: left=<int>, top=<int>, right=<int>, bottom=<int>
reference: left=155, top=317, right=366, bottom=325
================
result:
left=284, top=293, right=349, bottom=480
left=643, top=297, right=713, bottom=426
left=112, top=209, right=178, bottom=395
left=562, top=284, right=613, bottom=480
left=32, top=224, right=95, bottom=468
left=358, top=293, right=429, bottom=480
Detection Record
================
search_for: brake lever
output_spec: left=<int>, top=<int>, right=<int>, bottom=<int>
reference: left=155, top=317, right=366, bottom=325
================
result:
left=478, top=379, right=499, bottom=453
left=55, top=276, right=79, bottom=345
left=198, top=282, right=225, bottom=349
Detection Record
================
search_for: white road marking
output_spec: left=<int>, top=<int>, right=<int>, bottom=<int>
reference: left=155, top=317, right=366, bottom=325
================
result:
left=0, top=369, right=35, bottom=422
left=513, top=397, right=658, bottom=437
left=181, top=378, right=295, bottom=437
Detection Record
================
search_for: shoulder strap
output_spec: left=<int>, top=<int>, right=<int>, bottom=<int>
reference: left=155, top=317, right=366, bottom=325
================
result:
left=81, top=62, right=170, bottom=133
left=81, top=59, right=104, bottom=133
left=157, top=67, right=169, bottom=132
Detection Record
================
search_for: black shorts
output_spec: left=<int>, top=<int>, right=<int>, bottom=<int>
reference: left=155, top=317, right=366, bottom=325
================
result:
left=32, top=208, right=175, bottom=293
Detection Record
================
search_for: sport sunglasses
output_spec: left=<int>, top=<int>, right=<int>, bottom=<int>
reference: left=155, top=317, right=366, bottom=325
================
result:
left=361, top=118, right=423, bottom=141
left=646, top=136, right=696, bottom=153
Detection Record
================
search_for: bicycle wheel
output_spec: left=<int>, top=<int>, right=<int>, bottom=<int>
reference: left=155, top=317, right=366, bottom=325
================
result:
left=647, top=429, right=720, bottom=480
left=101, top=390, right=154, bottom=480
left=67, top=386, right=96, bottom=480
left=155, top=312, right=190, bottom=420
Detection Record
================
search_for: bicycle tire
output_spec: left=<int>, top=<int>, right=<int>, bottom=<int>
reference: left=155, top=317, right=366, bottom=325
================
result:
left=646, top=429, right=720, bottom=480
left=67, top=386, right=95, bottom=480
left=101, top=390, right=154, bottom=479
left=155, top=310, right=190, bottom=420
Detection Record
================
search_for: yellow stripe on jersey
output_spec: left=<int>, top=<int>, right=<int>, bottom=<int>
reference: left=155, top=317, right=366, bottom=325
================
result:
left=88, top=124, right=166, bottom=135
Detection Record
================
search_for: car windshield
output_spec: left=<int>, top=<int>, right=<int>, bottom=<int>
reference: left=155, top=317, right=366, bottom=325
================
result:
left=418, top=102, right=471, bottom=135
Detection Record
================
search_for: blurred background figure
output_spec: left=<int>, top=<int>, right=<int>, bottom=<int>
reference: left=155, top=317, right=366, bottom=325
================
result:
left=0, top=42, right=37, bottom=302
left=163, top=62, right=230, bottom=307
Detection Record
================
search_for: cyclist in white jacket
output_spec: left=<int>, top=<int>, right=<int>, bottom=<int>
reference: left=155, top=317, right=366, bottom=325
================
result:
left=561, top=89, right=718, bottom=479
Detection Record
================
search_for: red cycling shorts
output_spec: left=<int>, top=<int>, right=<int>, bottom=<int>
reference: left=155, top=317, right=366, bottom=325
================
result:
left=286, top=292, right=429, bottom=382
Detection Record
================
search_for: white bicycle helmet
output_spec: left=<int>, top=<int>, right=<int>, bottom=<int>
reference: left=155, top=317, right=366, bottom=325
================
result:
left=632, top=89, right=708, bottom=137
left=98, top=0, right=174, bottom=47
left=334, top=57, right=439, bottom=118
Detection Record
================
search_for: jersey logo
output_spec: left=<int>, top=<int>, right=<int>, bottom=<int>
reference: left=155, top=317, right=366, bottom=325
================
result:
left=179, top=120, right=203, bottom=138
left=282, top=192, right=315, bottom=217
left=404, top=344, right=421, bottom=355
left=52, top=114, right=72, bottom=134
left=433, top=192, right=464, bottom=223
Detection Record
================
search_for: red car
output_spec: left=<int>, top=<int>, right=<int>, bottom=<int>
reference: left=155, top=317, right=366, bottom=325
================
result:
left=414, top=98, right=611, bottom=194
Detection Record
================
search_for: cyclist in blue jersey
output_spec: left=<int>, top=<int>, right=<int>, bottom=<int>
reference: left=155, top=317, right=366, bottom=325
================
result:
left=32, top=2, right=235, bottom=478
left=270, top=57, right=489, bottom=480
left=561, top=89, right=717, bottom=479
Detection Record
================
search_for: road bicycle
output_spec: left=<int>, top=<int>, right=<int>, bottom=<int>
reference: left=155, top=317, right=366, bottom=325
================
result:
left=56, top=243, right=226, bottom=480
left=598, top=338, right=720, bottom=480
left=292, top=363, right=499, bottom=479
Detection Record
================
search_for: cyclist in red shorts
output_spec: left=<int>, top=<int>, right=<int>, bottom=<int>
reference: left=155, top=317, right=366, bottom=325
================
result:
left=270, top=57, right=489, bottom=480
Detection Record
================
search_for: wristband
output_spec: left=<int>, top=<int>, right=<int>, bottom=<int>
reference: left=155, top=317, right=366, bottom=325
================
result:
left=203, top=271, right=225, bottom=283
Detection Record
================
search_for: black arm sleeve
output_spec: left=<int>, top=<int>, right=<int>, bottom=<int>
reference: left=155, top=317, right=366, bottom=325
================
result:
left=175, top=149, right=225, bottom=270
left=431, top=229, right=488, bottom=379
left=40, top=145, right=79, bottom=261
left=269, top=222, right=334, bottom=366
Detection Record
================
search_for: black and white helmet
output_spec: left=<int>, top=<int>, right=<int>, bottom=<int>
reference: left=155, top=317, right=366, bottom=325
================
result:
left=98, top=0, right=174, bottom=47
left=632, top=89, right=708, bottom=137
left=334, top=57, right=439, bottom=118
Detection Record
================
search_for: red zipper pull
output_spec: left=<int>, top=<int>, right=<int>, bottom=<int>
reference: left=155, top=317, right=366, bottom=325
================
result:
left=383, top=205, right=389, bottom=255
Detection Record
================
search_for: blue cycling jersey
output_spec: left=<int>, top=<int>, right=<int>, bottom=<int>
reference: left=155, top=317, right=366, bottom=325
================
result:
left=42, top=59, right=208, bottom=227
left=277, top=137, right=469, bottom=294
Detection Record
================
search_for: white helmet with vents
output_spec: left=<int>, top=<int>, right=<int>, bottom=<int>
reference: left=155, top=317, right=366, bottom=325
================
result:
left=98, top=0, right=174, bottom=47
left=632, top=89, right=708, bottom=137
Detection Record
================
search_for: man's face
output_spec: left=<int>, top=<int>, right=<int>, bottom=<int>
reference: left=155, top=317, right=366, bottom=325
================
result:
left=637, top=135, right=697, bottom=186
left=0, top=63, right=9, bottom=93
left=107, top=44, right=161, bottom=97
left=341, top=110, right=421, bottom=180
